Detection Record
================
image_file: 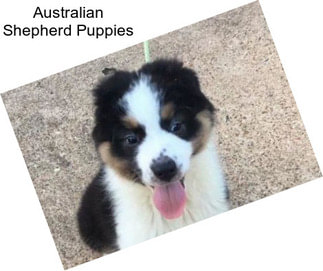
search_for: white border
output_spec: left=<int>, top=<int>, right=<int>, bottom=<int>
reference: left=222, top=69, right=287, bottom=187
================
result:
left=1, top=0, right=322, bottom=270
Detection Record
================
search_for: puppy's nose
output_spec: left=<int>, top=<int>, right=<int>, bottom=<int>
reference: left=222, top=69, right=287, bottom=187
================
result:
left=150, top=156, right=177, bottom=181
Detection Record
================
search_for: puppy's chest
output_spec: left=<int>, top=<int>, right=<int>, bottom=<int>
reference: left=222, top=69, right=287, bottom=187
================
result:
left=112, top=179, right=221, bottom=249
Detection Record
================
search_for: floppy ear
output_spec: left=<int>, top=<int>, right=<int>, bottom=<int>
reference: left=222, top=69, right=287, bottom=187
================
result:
left=92, top=70, right=134, bottom=104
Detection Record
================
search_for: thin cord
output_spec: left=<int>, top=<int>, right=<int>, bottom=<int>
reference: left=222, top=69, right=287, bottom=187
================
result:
left=144, top=40, right=150, bottom=63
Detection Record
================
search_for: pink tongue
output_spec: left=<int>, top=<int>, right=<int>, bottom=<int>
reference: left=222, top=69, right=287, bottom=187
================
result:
left=153, top=181, right=186, bottom=219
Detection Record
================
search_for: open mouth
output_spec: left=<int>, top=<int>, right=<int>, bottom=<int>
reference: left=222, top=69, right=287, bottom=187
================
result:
left=152, top=177, right=186, bottom=220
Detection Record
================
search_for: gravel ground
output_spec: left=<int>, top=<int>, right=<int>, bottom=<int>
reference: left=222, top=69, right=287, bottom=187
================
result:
left=1, top=2, right=321, bottom=269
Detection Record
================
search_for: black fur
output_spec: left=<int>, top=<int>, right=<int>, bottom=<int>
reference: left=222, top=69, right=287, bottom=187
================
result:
left=140, top=59, right=214, bottom=141
left=92, top=70, right=137, bottom=146
left=139, top=59, right=214, bottom=117
left=77, top=169, right=117, bottom=251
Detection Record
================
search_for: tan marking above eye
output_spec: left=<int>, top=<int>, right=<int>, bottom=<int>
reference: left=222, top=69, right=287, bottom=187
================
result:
left=192, top=110, right=214, bottom=154
left=161, top=102, right=175, bottom=120
left=122, top=116, right=139, bottom=129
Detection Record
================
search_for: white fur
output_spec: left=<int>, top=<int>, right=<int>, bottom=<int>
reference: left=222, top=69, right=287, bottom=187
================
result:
left=103, top=136, right=229, bottom=249
left=122, top=77, right=192, bottom=186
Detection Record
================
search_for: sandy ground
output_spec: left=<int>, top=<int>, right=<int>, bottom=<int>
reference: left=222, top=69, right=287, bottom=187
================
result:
left=1, top=2, right=321, bottom=269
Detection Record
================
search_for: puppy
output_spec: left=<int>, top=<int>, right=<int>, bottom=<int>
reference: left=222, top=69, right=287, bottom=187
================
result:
left=78, top=59, right=230, bottom=251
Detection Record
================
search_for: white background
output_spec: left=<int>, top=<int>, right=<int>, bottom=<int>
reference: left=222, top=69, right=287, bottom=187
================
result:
left=0, top=0, right=322, bottom=270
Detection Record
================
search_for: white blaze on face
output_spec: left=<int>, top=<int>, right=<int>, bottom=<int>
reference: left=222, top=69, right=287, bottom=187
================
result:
left=122, top=76, right=193, bottom=186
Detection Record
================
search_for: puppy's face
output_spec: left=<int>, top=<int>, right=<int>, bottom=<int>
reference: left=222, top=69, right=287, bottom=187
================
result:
left=93, top=60, right=214, bottom=219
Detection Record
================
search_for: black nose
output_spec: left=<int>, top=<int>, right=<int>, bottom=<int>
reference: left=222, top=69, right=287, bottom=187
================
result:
left=150, top=156, right=177, bottom=181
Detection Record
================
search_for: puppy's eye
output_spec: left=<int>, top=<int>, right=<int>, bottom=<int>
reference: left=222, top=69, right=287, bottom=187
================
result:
left=125, top=135, right=138, bottom=145
left=170, top=122, right=183, bottom=133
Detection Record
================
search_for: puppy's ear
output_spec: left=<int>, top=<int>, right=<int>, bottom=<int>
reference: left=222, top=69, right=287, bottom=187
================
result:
left=93, top=70, right=134, bottom=101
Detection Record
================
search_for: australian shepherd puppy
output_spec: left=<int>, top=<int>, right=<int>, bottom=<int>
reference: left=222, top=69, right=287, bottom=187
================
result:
left=78, top=59, right=230, bottom=251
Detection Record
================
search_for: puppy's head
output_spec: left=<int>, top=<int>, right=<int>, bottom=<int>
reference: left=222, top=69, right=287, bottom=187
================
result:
left=93, top=59, right=214, bottom=219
